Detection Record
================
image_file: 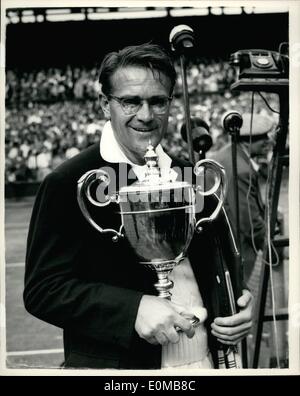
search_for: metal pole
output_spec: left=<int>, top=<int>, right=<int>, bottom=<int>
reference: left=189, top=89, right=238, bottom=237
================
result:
left=230, top=126, right=248, bottom=368
left=251, top=88, right=289, bottom=368
left=179, top=54, right=195, bottom=165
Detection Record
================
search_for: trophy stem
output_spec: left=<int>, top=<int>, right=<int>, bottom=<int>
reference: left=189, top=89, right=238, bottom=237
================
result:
left=149, top=263, right=201, bottom=329
left=154, top=270, right=174, bottom=299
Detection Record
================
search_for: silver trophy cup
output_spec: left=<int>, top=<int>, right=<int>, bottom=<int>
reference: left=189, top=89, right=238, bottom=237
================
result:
left=77, top=144, right=227, bottom=325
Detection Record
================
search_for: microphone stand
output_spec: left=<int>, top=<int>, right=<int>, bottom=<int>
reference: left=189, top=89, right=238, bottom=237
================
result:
left=179, top=52, right=241, bottom=368
left=228, top=122, right=248, bottom=368
left=179, top=54, right=195, bottom=165
left=180, top=61, right=242, bottom=368
left=171, top=26, right=243, bottom=369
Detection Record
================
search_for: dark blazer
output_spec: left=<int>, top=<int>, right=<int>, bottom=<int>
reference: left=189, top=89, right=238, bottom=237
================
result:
left=209, top=143, right=265, bottom=281
left=24, top=142, right=242, bottom=369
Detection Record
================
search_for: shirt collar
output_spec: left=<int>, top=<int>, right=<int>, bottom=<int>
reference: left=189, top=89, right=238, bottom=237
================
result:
left=100, top=121, right=177, bottom=182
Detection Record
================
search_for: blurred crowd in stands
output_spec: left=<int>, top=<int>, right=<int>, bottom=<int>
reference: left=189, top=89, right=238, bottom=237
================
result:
left=5, top=59, right=279, bottom=183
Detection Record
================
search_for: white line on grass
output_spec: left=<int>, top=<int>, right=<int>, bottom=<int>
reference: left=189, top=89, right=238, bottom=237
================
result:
left=7, top=348, right=64, bottom=356
left=5, top=223, right=29, bottom=229
left=6, top=262, right=25, bottom=268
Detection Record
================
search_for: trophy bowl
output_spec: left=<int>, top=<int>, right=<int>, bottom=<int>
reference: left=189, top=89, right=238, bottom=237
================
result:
left=118, top=181, right=195, bottom=298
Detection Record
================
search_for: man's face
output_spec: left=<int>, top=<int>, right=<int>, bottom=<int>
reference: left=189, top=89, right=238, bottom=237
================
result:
left=102, top=66, right=172, bottom=165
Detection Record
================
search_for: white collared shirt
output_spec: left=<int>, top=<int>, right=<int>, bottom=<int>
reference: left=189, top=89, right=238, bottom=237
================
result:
left=100, top=121, right=213, bottom=369
left=100, top=120, right=178, bottom=182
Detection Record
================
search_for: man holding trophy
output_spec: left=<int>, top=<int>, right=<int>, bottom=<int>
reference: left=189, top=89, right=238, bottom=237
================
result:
left=24, top=43, right=253, bottom=369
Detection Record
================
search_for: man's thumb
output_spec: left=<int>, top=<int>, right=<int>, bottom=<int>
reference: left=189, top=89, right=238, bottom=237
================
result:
left=237, top=290, right=251, bottom=308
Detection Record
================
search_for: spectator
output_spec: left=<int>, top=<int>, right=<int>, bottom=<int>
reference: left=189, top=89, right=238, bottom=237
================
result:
left=5, top=61, right=279, bottom=182
left=208, top=113, right=276, bottom=283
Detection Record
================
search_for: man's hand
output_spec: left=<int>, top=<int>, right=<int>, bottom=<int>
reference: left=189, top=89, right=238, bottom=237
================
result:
left=135, top=295, right=195, bottom=346
left=211, top=289, right=253, bottom=345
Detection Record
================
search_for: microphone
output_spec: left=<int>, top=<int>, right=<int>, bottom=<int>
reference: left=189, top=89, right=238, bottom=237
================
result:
left=222, top=111, right=243, bottom=134
left=169, top=25, right=195, bottom=52
left=181, top=118, right=213, bottom=153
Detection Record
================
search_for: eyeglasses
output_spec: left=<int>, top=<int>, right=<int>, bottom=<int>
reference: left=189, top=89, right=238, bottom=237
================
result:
left=108, top=95, right=172, bottom=115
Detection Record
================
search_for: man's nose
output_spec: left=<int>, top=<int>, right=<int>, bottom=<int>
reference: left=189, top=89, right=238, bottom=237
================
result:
left=136, top=101, right=154, bottom=122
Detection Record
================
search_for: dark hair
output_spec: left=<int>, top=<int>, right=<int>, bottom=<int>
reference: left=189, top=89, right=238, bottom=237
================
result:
left=98, top=43, right=176, bottom=96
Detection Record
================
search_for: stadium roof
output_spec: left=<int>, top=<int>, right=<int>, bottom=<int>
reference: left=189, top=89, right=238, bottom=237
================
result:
left=6, top=6, right=289, bottom=24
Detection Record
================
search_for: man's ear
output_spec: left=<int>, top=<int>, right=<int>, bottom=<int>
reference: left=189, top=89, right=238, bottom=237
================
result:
left=100, top=95, right=111, bottom=119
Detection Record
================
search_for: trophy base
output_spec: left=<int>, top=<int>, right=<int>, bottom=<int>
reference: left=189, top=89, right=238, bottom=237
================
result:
left=183, top=315, right=200, bottom=328
left=174, top=316, right=200, bottom=332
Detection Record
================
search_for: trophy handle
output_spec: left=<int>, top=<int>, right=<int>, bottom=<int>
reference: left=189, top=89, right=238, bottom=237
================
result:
left=77, top=169, right=124, bottom=242
left=193, top=159, right=227, bottom=231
